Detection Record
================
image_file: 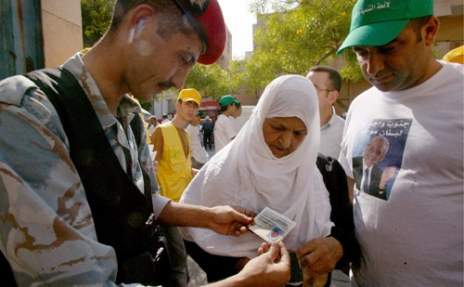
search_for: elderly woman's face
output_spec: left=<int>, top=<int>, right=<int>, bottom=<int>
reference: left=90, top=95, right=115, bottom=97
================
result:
left=263, top=117, right=307, bottom=158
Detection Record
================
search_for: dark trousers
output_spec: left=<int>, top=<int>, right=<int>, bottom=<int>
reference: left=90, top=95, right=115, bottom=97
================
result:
left=203, top=131, right=213, bottom=150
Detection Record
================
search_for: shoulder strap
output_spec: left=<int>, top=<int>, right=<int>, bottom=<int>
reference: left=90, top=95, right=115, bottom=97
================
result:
left=316, top=154, right=360, bottom=270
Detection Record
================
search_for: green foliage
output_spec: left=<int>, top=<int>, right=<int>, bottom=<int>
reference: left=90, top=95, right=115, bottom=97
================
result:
left=242, top=0, right=362, bottom=92
left=79, top=0, right=363, bottom=97
left=81, top=0, right=115, bottom=47
left=185, top=64, right=232, bottom=99
left=140, top=101, right=153, bottom=111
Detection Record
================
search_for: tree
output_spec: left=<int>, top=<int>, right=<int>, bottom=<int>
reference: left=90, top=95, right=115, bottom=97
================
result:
left=81, top=0, right=115, bottom=47
left=185, top=64, right=231, bottom=99
left=244, top=0, right=362, bottom=92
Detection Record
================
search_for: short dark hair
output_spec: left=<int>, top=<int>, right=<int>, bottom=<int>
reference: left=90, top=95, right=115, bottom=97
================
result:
left=220, top=105, right=228, bottom=113
left=219, top=102, right=240, bottom=113
left=409, top=16, right=432, bottom=42
left=110, top=0, right=192, bottom=40
left=309, top=66, right=342, bottom=92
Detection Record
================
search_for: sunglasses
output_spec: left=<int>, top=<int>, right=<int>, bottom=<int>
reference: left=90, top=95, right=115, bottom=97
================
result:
left=170, top=0, right=209, bottom=53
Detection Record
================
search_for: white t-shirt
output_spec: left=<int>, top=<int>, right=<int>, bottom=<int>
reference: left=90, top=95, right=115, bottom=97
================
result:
left=186, top=124, right=209, bottom=164
left=339, top=62, right=464, bottom=287
left=320, top=107, right=345, bottom=159
left=214, top=114, right=237, bottom=152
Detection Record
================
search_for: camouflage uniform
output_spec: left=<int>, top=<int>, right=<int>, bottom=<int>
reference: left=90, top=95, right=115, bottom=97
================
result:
left=0, top=53, right=169, bottom=286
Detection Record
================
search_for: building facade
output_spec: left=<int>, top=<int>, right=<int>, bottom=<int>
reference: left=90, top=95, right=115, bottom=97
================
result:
left=0, top=0, right=83, bottom=80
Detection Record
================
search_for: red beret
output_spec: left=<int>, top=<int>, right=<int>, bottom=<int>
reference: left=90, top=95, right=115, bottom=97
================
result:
left=194, top=0, right=226, bottom=65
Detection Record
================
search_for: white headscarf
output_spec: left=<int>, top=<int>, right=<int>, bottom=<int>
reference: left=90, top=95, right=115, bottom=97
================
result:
left=181, top=75, right=333, bottom=257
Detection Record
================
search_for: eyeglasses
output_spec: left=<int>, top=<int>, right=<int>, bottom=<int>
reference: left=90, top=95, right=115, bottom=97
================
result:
left=313, top=84, right=335, bottom=93
left=170, top=0, right=208, bottom=53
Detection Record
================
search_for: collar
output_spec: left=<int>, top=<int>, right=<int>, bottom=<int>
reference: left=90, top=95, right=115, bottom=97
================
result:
left=61, top=52, right=141, bottom=130
left=321, top=107, right=337, bottom=130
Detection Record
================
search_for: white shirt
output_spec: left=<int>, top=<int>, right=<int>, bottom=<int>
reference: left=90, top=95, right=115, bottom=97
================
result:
left=214, top=114, right=237, bottom=152
left=186, top=124, right=209, bottom=164
left=320, top=107, right=345, bottom=159
left=338, top=62, right=464, bottom=287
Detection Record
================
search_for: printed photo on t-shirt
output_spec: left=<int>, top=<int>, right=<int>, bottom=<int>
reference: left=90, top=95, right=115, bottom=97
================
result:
left=352, top=119, right=412, bottom=200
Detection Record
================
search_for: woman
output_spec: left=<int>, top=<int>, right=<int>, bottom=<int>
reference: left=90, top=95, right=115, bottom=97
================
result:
left=181, top=75, right=337, bottom=282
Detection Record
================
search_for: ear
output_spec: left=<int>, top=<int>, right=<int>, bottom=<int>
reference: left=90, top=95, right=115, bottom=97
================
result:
left=175, top=101, right=182, bottom=111
left=422, top=16, right=440, bottom=47
left=127, top=4, right=157, bottom=30
left=327, top=90, right=339, bottom=105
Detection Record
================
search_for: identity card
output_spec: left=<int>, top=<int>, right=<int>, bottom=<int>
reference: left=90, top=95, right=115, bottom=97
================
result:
left=249, top=207, right=296, bottom=243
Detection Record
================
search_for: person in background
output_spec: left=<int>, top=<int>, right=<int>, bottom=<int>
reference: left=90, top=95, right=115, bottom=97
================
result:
left=306, top=66, right=345, bottom=159
left=187, top=111, right=210, bottom=168
left=152, top=88, right=200, bottom=202
left=202, top=115, right=214, bottom=150
left=214, top=95, right=241, bottom=152
left=161, top=113, right=170, bottom=124
left=336, top=0, right=463, bottom=286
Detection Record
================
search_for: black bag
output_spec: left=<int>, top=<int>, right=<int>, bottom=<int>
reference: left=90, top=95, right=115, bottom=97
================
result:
left=119, top=214, right=171, bottom=284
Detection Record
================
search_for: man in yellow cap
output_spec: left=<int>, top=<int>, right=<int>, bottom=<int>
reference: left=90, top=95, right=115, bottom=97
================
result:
left=151, top=88, right=202, bottom=201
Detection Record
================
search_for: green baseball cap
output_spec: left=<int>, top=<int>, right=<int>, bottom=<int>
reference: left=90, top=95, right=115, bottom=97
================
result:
left=219, top=95, right=240, bottom=107
left=337, top=0, right=433, bottom=54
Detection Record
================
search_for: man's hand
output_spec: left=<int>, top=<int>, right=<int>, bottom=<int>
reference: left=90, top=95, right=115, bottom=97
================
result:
left=296, top=236, right=343, bottom=276
left=208, top=206, right=253, bottom=236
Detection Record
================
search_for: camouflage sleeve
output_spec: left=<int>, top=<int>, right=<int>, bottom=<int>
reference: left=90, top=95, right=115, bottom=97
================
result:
left=0, top=78, right=146, bottom=286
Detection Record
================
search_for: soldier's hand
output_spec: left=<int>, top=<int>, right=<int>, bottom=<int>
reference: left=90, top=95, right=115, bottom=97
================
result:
left=208, top=205, right=252, bottom=236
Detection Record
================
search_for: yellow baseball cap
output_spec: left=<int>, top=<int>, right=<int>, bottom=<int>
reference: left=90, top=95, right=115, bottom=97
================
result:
left=178, top=88, right=202, bottom=105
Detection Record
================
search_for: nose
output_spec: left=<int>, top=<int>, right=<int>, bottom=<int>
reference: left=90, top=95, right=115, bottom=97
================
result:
left=365, top=51, right=385, bottom=77
left=171, top=67, right=191, bottom=90
left=279, top=131, right=293, bottom=149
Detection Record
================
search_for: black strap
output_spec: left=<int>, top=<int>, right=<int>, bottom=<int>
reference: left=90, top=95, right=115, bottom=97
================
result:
left=316, top=154, right=361, bottom=271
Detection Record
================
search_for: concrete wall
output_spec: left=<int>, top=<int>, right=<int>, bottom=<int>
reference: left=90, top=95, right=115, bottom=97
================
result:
left=41, top=0, right=83, bottom=68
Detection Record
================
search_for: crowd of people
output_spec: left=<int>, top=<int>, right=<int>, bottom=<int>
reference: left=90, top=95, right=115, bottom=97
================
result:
left=0, top=0, right=462, bottom=286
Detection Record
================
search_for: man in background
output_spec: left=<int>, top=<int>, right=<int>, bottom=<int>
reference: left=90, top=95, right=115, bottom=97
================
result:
left=306, top=66, right=345, bottom=159
left=187, top=111, right=209, bottom=168
left=214, top=95, right=241, bottom=152
left=152, top=88, right=200, bottom=202
left=202, top=115, right=214, bottom=150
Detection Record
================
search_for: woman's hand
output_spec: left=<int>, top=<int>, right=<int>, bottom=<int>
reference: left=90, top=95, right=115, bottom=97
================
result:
left=297, top=236, right=343, bottom=276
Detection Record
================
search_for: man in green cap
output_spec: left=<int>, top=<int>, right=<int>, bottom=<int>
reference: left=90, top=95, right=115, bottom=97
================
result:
left=214, top=95, right=242, bottom=151
left=323, top=0, right=464, bottom=286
